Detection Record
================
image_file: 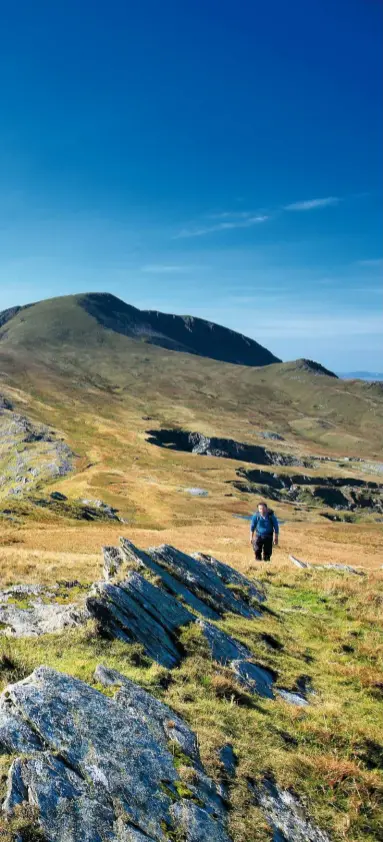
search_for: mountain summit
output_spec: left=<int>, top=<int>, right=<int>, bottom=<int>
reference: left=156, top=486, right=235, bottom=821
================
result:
left=0, top=292, right=281, bottom=368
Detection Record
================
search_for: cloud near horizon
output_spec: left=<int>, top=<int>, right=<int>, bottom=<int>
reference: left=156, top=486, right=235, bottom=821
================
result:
left=284, top=196, right=340, bottom=211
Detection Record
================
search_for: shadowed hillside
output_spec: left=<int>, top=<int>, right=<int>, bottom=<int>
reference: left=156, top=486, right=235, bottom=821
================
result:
left=0, top=292, right=280, bottom=367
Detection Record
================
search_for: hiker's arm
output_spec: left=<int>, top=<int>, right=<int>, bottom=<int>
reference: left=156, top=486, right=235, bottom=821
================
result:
left=250, top=515, right=257, bottom=543
left=272, top=515, right=279, bottom=544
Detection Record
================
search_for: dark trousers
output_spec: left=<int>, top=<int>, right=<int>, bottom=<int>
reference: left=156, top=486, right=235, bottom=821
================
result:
left=254, top=534, right=273, bottom=561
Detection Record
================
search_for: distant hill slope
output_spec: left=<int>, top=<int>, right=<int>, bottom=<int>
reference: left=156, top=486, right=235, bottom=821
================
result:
left=0, top=292, right=280, bottom=367
left=1, top=290, right=382, bottom=463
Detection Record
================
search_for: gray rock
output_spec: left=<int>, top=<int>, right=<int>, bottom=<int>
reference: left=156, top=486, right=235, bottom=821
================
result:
left=87, top=572, right=193, bottom=668
left=289, top=555, right=365, bottom=576
left=150, top=544, right=259, bottom=618
left=275, top=689, right=308, bottom=707
left=81, top=498, right=120, bottom=519
left=94, top=664, right=201, bottom=765
left=121, top=538, right=220, bottom=620
left=103, top=545, right=125, bottom=580
left=0, top=707, right=44, bottom=753
left=219, top=743, right=237, bottom=779
left=1, top=666, right=231, bottom=842
left=260, top=432, right=285, bottom=441
left=193, top=551, right=265, bottom=605
left=231, top=660, right=275, bottom=699
left=251, top=778, right=331, bottom=842
left=184, top=487, right=209, bottom=496
left=198, top=620, right=252, bottom=663
left=198, top=622, right=275, bottom=699
left=50, top=491, right=68, bottom=501
left=0, top=601, right=88, bottom=638
left=170, top=800, right=232, bottom=842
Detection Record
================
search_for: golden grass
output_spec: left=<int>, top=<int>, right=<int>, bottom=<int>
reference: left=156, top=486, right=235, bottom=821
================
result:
left=0, top=517, right=381, bottom=587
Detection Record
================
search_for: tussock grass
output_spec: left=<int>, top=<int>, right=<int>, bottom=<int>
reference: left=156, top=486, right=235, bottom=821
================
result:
left=0, top=558, right=381, bottom=840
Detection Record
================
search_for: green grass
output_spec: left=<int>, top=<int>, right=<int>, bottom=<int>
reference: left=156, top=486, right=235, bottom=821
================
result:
left=0, top=566, right=381, bottom=841
left=0, top=292, right=382, bottom=839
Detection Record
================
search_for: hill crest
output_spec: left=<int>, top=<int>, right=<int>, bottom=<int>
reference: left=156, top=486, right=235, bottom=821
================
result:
left=0, top=292, right=281, bottom=368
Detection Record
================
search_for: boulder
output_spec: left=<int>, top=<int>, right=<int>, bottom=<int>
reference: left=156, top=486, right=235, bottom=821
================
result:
left=289, top=555, right=365, bottom=576
left=1, top=666, right=232, bottom=842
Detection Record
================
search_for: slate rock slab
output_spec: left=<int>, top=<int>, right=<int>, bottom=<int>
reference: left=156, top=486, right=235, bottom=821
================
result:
left=251, top=778, right=331, bottom=842
left=1, top=666, right=232, bottom=842
left=87, top=571, right=192, bottom=668
left=231, top=660, right=275, bottom=699
left=193, top=551, right=265, bottom=605
left=120, top=538, right=220, bottom=620
left=198, top=620, right=252, bottom=663
left=198, top=621, right=276, bottom=699
left=149, top=543, right=259, bottom=618
left=219, top=743, right=237, bottom=780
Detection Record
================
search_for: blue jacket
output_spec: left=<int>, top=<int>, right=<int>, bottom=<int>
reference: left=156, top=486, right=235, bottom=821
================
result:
left=251, top=510, right=279, bottom=537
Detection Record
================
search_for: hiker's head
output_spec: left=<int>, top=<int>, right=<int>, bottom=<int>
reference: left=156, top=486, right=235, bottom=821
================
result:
left=258, top=501, right=268, bottom=516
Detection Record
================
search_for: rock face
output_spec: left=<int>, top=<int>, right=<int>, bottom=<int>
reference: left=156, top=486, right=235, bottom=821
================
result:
left=88, top=572, right=194, bottom=668
left=251, top=778, right=331, bottom=842
left=0, top=585, right=89, bottom=637
left=0, top=400, right=73, bottom=499
left=149, top=544, right=260, bottom=618
left=1, top=666, right=232, bottom=842
left=146, top=429, right=311, bottom=467
left=86, top=538, right=309, bottom=706
left=234, top=467, right=383, bottom=513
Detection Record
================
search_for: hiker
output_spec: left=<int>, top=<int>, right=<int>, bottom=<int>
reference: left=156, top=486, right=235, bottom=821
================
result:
left=250, top=501, right=279, bottom=562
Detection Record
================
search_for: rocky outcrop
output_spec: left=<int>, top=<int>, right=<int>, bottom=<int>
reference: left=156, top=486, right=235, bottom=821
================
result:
left=0, top=401, right=73, bottom=498
left=0, top=584, right=89, bottom=637
left=88, top=572, right=194, bottom=668
left=251, top=778, right=331, bottom=842
left=234, top=467, right=383, bottom=513
left=147, top=429, right=312, bottom=467
left=87, top=538, right=310, bottom=706
left=289, top=555, right=365, bottom=576
left=1, top=666, right=232, bottom=842
left=148, top=543, right=261, bottom=618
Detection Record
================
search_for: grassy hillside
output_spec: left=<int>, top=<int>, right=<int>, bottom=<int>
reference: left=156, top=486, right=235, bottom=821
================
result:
left=0, top=292, right=382, bottom=840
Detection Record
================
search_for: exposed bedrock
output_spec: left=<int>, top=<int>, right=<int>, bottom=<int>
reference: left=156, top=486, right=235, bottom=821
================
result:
left=234, top=467, right=383, bottom=512
left=146, top=428, right=312, bottom=467
left=250, top=778, right=331, bottom=842
left=88, top=538, right=309, bottom=705
left=1, top=666, right=232, bottom=842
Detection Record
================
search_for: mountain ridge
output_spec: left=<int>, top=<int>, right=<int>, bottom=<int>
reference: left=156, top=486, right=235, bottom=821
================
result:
left=0, top=291, right=281, bottom=368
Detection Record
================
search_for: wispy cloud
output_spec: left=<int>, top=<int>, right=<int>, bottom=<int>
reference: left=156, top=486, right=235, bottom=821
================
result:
left=206, top=211, right=257, bottom=220
left=141, top=264, right=191, bottom=273
left=174, top=215, right=268, bottom=239
left=284, top=197, right=340, bottom=211
left=356, top=258, right=383, bottom=268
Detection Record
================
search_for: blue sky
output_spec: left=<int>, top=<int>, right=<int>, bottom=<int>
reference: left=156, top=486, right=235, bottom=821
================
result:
left=0, top=0, right=382, bottom=370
